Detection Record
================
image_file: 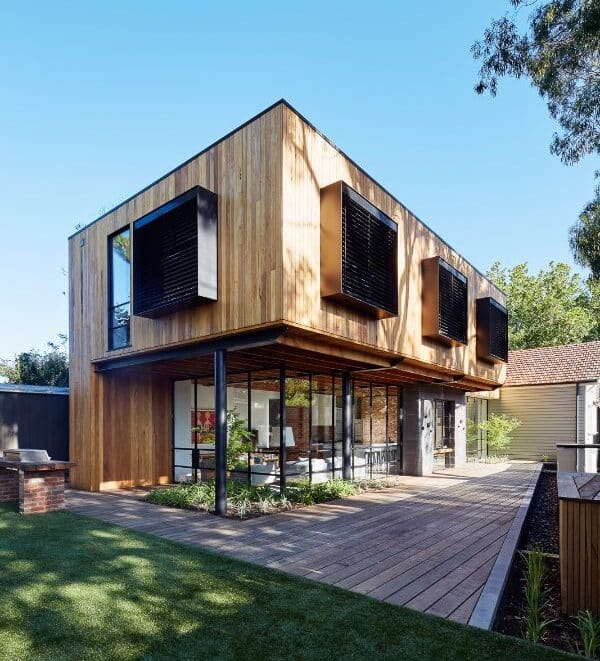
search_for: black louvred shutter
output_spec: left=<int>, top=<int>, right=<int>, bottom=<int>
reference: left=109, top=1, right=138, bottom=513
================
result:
left=134, top=198, right=198, bottom=313
left=489, top=299, right=508, bottom=361
left=438, top=261, right=468, bottom=344
left=341, top=189, right=397, bottom=316
left=133, top=187, right=217, bottom=318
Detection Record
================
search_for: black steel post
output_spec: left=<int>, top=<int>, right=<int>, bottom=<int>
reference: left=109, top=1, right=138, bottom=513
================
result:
left=214, top=349, right=227, bottom=516
left=279, top=362, right=287, bottom=493
left=342, top=371, right=352, bottom=481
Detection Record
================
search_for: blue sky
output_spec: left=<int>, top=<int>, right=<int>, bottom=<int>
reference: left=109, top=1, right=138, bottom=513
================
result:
left=0, top=1, right=596, bottom=358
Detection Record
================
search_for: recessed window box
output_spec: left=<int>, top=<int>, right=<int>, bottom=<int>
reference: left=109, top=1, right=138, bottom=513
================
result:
left=422, top=256, right=468, bottom=346
left=320, top=181, right=398, bottom=319
left=476, top=297, right=508, bottom=363
left=133, top=186, right=217, bottom=318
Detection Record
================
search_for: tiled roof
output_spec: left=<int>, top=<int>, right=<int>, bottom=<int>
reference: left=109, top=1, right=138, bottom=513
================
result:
left=505, top=341, right=600, bottom=387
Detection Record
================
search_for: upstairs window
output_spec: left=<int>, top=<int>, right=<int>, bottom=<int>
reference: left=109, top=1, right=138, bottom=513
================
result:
left=422, top=257, right=468, bottom=346
left=476, top=297, right=508, bottom=363
left=108, top=227, right=131, bottom=350
left=321, top=181, right=398, bottom=318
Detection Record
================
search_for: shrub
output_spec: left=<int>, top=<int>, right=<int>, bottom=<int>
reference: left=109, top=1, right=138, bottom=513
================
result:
left=479, top=413, right=522, bottom=453
left=143, top=478, right=358, bottom=516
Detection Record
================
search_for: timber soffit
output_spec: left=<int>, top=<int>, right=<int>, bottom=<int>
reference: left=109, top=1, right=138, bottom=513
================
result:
left=68, top=99, right=503, bottom=295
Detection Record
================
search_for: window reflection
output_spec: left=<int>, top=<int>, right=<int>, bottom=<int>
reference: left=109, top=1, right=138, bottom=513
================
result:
left=108, top=228, right=131, bottom=350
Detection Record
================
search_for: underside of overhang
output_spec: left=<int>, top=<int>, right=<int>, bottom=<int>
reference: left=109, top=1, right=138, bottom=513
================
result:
left=91, top=325, right=500, bottom=390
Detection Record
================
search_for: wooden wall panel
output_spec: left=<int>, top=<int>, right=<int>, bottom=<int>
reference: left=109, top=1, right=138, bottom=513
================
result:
left=69, top=106, right=284, bottom=489
left=70, top=104, right=284, bottom=364
left=281, top=106, right=506, bottom=385
left=559, top=498, right=600, bottom=616
left=101, top=372, right=172, bottom=490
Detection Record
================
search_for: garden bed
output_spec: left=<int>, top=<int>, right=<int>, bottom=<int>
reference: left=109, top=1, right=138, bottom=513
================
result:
left=143, top=476, right=409, bottom=519
left=494, top=467, right=591, bottom=656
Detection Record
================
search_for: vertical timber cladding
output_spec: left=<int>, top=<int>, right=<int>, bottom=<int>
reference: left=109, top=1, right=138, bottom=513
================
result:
left=69, top=104, right=284, bottom=490
left=281, top=103, right=506, bottom=385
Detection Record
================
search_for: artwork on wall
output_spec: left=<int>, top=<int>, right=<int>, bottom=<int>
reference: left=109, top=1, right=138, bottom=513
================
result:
left=191, top=409, right=215, bottom=443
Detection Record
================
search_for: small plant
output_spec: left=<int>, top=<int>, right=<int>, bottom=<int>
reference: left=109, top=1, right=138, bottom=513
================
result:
left=573, top=610, right=600, bottom=658
left=519, top=548, right=554, bottom=643
left=478, top=413, right=522, bottom=453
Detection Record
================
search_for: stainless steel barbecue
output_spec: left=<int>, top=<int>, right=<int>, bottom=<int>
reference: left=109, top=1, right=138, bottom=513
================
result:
left=2, top=449, right=51, bottom=463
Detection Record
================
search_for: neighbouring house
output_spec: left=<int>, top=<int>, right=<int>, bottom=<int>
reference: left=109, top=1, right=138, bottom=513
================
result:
left=487, top=341, right=600, bottom=460
left=69, top=100, right=508, bottom=511
left=0, top=383, right=69, bottom=460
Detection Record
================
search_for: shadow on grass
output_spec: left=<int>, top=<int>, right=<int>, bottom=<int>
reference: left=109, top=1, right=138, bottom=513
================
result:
left=0, top=503, right=570, bottom=661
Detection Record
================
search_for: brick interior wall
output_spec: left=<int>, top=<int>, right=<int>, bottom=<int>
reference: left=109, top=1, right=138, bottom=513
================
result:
left=19, top=470, right=66, bottom=514
left=0, top=467, right=18, bottom=502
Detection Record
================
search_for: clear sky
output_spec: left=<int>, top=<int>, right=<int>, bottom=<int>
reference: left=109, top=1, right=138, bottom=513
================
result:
left=0, top=1, right=596, bottom=359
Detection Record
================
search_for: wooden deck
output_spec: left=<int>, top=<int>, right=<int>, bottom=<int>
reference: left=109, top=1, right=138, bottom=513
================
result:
left=66, top=461, right=539, bottom=624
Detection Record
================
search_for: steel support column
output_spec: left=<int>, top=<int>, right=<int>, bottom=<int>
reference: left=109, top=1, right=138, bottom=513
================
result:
left=342, top=372, right=352, bottom=481
left=279, top=362, right=287, bottom=493
left=214, top=349, right=227, bottom=516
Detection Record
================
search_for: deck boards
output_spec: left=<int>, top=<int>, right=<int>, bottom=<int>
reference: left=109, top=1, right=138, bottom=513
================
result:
left=66, top=461, right=538, bottom=624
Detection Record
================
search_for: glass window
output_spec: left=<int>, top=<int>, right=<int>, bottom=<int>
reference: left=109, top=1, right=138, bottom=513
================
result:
left=108, top=228, right=131, bottom=350
left=434, top=400, right=455, bottom=450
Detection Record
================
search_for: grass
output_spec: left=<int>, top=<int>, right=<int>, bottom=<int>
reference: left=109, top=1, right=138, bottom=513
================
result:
left=143, top=478, right=357, bottom=517
left=0, top=503, right=574, bottom=661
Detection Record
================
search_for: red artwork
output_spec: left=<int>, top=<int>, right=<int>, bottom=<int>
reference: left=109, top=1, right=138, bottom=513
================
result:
left=191, top=410, right=216, bottom=443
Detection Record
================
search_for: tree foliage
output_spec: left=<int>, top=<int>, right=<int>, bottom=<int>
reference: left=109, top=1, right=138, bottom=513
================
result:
left=570, top=181, right=600, bottom=277
left=488, top=261, right=599, bottom=348
left=0, top=337, right=69, bottom=387
left=473, top=0, right=600, bottom=277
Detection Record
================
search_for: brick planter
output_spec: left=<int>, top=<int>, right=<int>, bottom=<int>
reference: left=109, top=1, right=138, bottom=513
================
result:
left=0, top=459, right=74, bottom=515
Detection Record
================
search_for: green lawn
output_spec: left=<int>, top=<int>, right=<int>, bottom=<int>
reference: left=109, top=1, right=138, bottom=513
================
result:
left=0, top=503, right=571, bottom=661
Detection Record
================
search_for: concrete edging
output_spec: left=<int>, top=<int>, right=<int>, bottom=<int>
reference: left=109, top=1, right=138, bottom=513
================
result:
left=468, top=462, right=543, bottom=630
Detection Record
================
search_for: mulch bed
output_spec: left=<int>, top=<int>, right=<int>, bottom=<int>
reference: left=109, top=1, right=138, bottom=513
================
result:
left=493, top=467, right=584, bottom=655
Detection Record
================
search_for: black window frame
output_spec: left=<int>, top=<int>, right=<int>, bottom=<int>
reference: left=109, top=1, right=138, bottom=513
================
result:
left=434, top=399, right=455, bottom=450
left=107, top=226, right=131, bottom=351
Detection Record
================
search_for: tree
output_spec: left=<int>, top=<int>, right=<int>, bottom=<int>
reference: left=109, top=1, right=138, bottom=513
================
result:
left=479, top=414, right=522, bottom=453
left=472, top=1, right=600, bottom=277
left=0, top=336, right=69, bottom=387
left=488, top=261, right=599, bottom=349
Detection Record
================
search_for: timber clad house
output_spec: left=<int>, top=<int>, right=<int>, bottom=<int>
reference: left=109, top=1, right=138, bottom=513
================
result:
left=69, top=100, right=508, bottom=512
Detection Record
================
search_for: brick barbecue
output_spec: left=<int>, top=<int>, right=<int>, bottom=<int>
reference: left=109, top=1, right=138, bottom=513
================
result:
left=0, top=449, right=74, bottom=514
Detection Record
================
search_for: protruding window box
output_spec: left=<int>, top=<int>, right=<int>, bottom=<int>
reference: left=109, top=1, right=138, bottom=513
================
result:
left=422, top=256, right=468, bottom=346
left=133, top=186, right=217, bottom=318
left=476, top=297, right=508, bottom=363
left=320, top=181, right=398, bottom=319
